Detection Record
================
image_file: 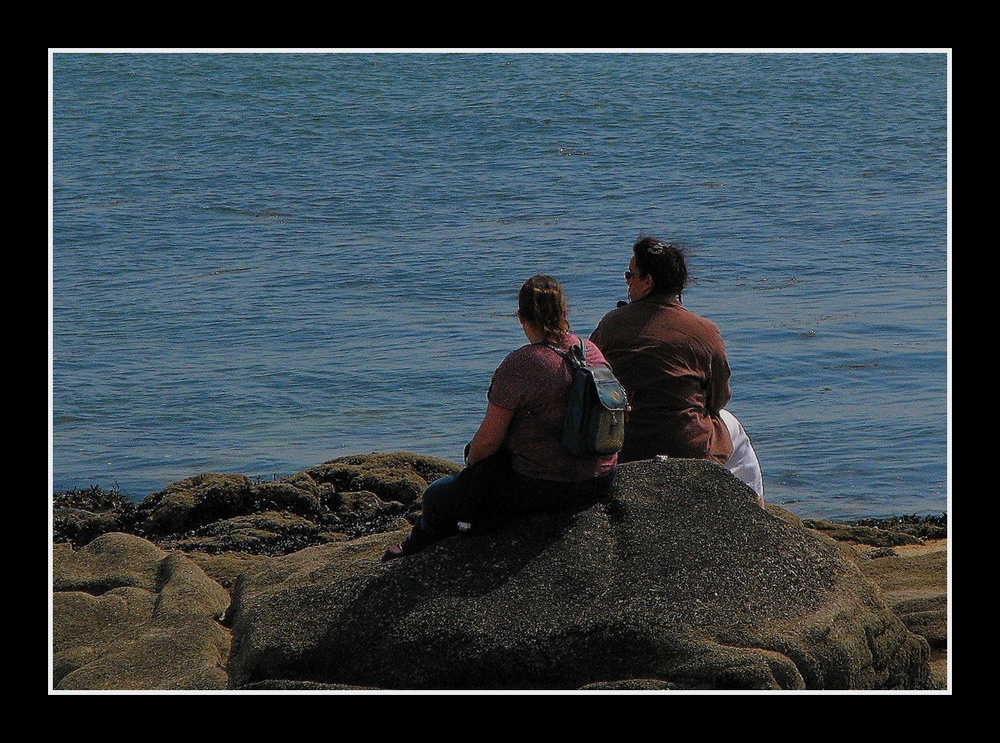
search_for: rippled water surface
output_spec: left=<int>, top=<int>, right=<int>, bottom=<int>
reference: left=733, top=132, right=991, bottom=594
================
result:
left=51, top=51, right=949, bottom=521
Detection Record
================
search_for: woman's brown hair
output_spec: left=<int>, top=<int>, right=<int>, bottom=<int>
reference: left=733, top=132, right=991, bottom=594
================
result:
left=518, top=274, right=570, bottom=346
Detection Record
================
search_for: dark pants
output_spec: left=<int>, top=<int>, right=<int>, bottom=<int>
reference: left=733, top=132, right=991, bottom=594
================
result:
left=403, top=467, right=617, bottom=554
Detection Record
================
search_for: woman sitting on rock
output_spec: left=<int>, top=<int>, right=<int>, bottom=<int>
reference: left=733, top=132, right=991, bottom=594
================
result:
left=383, top=274, right=619, bottom=560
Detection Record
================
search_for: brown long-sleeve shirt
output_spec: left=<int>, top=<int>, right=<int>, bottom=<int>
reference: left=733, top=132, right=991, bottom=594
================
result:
left=589, top=293, right=734, bottom=465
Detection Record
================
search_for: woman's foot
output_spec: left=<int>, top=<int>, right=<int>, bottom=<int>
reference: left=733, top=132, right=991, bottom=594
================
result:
left=381, top=543, right=408, bottom=561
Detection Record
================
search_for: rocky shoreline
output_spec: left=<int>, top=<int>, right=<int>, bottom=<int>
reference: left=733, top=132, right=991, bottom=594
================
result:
left=51, top=452, right=948, bottom=692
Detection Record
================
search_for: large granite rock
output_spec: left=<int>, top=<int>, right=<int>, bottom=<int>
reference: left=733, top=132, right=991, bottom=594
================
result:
left=223, top=459, right=930, bottom=690
left=51, top=453, right=941, bottom=691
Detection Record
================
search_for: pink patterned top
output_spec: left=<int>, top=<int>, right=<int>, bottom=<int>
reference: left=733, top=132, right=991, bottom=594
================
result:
left=487, top=333, right=618, bottom=482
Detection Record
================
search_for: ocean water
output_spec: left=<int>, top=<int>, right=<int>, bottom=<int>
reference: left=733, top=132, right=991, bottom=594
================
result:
left=50, top=51, right=950, bottom=522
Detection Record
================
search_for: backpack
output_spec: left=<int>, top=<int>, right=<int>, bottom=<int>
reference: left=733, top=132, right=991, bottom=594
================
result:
left=545, top=339, right=630, bottom=456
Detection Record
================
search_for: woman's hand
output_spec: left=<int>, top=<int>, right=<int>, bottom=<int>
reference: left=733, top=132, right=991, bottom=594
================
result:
left=467, top=403, right=514, bottom=465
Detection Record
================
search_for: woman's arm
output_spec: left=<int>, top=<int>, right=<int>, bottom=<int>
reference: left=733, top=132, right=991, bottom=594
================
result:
left=706, top=327, right=733, bottom=414
left=466, top=403, right=515, bottom=465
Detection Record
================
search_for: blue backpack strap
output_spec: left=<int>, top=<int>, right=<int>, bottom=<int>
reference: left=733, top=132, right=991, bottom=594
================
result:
left=542, top=343, right=569, bottom=361
left=543, top=338, right=586, bottom=369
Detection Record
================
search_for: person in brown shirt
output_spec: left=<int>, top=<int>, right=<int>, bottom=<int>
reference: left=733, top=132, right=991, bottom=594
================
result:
left=590, top=236, right=735, bottom=467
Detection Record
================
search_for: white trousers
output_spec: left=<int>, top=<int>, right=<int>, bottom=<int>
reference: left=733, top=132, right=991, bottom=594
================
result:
left=719, top=409, right=765, bottom=507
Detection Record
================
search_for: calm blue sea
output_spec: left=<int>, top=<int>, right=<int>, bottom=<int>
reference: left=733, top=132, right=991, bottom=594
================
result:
left=50, top=51, right=950, bottom=522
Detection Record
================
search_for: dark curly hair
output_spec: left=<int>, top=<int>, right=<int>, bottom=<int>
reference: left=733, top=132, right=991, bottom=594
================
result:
left=632, top=236, right=689, bottom=297
left=517, top=274, right=570, bottom=346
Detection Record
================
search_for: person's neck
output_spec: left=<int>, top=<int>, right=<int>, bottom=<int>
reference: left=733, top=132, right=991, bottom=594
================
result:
left=644, top=291, right=682, bottom=304
left=523, top=321, right=554, bottom=346
left=525, top=327, right=546, bottom=345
